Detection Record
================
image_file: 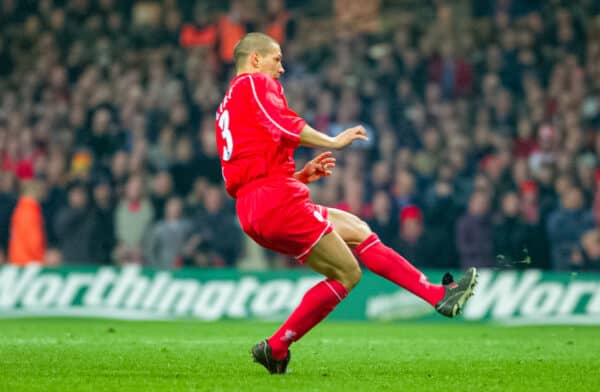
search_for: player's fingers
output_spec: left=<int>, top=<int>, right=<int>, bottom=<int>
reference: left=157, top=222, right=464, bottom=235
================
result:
left=314, top=151, right=332, bottom=162
left=322, top=158, right=336, bottom=165
left=354, top=126, right=366, bottom=135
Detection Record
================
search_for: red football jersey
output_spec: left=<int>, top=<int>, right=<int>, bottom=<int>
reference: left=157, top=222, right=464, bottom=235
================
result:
left=215, top=72, right=307, bottom=198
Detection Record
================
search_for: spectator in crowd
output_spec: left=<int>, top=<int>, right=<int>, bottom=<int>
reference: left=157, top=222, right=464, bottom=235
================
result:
left=572, top=228, right=600, bottom=270
left=115, top=175, right=154, bottom=264
left=0, top=0, right=599, bottom=270
left=265, top=0, right=295, bottom=45
left=366, top=190, right=398, bottom=246
left=547, top=186, right=595, bottom=270
left=413, top=127, right=442, bottom=181
left=329, top=92, right=375, bottom=149
left=144, top=197, right=191, bottom=269
left=9, top=177, right=46, bottom=265
left=86, top=109, right=122, bottom=163
left=0, top=172, right=17, bottom=263
left=368, top=161, right=392, bottom=197
left=179, top=3, right=217, bottom=49
left=170, top=136, right=197, bottom=197
left=185, top=185, right=242, bottom=267
left=148, top=126, right=176, bottom=172
left=391, top=169, right=418, bottom=211
left=42, top=150, right=68, bottom=250
left=391, top=205, right=429, bottom=268
left=217, top=0, right=247, bottom=63
left=456, top=190, right=494, bottom=268
left=493, top=191, right=531, bottom=268
left=196, top=118, right=223, bottom=185
left=428, top=41, right=473, bottom=98
left=54, top=182, right=97, bottom=264
left=91, top=178, right=115, bottom=265
left=335, top=178, right=372, bottom=220
left=391, top=203, right=457, bottom=268
left=576, top=153, right=596, bottom=203
left=519, top=180, right=551, bottom=269
left=422, top=178, right=460, bottom=268
left=150, top=170, right=174, bottom=221
left=109, top=150, right=130, bottom=197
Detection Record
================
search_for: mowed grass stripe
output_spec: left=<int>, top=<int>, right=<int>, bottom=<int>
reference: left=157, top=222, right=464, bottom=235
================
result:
left=0, top=319, right=599, bottom=392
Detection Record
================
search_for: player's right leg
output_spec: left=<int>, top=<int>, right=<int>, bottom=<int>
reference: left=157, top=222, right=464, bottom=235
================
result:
left=252, top=230, right=360, bottom=374
left=325, top=207, right=477, bottom=317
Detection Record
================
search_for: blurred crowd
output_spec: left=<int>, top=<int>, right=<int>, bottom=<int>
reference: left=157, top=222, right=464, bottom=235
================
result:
left=1, top=0, right=600, bottom=271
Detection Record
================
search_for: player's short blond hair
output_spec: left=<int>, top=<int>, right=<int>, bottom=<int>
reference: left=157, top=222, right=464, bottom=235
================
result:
left=234, top=33, right=279, bottom=70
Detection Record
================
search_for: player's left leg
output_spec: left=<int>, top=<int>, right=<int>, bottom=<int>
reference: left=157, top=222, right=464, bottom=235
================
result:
left=325, top=207, right=477, bottom=316
left=265, top=230, right=360, bottom=358
left=252, top=230, right=361, bottom=374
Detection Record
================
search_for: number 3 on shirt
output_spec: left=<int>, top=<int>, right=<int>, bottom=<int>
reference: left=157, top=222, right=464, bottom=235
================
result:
left=218, top=110, right=233, bottom=161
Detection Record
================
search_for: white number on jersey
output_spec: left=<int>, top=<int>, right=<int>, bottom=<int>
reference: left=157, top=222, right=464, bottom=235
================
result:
left=218, top=110, right=233, bottom=161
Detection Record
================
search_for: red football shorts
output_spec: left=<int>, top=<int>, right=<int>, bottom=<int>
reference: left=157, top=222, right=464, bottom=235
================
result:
left=235, top=177, right=333, bottom=263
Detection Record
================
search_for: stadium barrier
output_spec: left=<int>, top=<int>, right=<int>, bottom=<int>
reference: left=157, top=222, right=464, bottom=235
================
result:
left=1, top=265, right=599, bottom=325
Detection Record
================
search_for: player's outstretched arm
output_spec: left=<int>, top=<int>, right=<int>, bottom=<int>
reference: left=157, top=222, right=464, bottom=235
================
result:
left=299, top=124, right=367, bottom=149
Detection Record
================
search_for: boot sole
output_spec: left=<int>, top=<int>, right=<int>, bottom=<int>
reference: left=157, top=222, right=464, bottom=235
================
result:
left=452, top=268, right=478, bottom=317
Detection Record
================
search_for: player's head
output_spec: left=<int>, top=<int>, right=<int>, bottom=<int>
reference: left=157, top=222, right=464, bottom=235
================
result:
left=234, top=32, right=284, bottom=79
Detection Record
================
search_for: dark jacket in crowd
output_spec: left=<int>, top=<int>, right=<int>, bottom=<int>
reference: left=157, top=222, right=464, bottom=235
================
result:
left=192, top=209, right=242, bottom=266
left=366, top=215, right=398, bottom=246
left=546, top=208, right=595, bottom=270
left=54, top=207, right=98, bottom=264
left=0, top=192, right=16, bottom=251
left=456, top=214, right=494, bottom=268
left=170, top=160, right=199, bottom=196
left=493, top=216, right=531, bottom=269
left=392, top=236, right=431, bottom=268
left=151, top=194, right=169, bottom=221
left=392, top=231, right=454, bottom=270
left=423, top=190, right=460, bottom=269
left=91, top=204, right=116, bottom=264
left=41, top=186, right=67, bottom=247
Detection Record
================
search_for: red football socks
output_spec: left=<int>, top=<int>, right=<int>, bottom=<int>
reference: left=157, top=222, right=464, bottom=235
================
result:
left=268, top=278, right=348, bottom=359
left=355, top=233, right=445, bottom=306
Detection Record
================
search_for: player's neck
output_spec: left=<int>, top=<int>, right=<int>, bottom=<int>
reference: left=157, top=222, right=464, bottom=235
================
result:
left=236, top=67, right=258, bottom=76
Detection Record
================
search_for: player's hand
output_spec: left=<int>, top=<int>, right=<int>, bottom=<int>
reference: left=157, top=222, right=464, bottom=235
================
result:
left=332, top=126, right=368, bottom=149
left=295, top=151, right=336, bottom=184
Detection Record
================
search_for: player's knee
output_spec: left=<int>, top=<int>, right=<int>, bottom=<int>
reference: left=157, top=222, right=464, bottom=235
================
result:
left=349, top=265, right=362, bottom=289
left=356, top=219, right=372, bottom=239
left=349, top=218, right=371, bottom=244
left=341, top=264, right=362, bottom=290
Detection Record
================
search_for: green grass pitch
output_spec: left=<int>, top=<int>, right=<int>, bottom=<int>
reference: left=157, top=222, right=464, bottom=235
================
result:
left=1, top=318, right=599, bottom=391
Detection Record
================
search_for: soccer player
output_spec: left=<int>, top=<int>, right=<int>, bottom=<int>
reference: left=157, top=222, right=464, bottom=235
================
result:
left=215, top=32, right=477, bottom=374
